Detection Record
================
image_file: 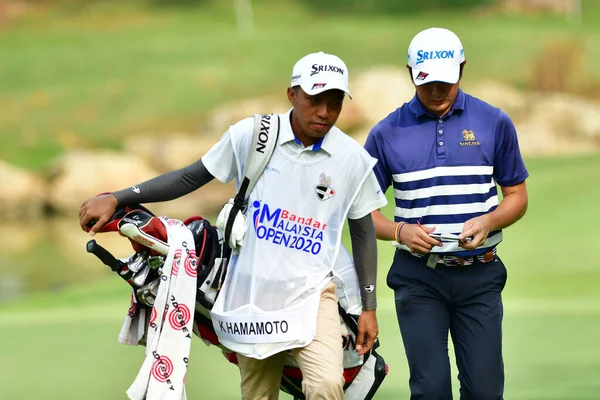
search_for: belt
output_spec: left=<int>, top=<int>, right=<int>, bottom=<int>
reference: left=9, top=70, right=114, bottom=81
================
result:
left=408, top=248, right=497, bottom=267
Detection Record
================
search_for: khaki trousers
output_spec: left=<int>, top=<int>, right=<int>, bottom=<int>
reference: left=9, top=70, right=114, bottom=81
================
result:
left=237, top=281, right=344, bottom=400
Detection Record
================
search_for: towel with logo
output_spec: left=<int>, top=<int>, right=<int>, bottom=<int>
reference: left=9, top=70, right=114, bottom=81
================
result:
left=119, top=218, right=197, bottom=400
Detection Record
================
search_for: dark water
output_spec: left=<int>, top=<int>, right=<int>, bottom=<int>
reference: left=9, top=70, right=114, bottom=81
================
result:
left=0, top=216, right=137, bottom=303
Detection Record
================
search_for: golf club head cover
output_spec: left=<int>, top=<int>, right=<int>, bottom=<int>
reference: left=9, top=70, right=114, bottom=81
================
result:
left=117, top=209, right=169, bottom=256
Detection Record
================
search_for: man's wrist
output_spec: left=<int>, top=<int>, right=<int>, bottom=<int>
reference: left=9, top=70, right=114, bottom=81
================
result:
left=361, top=293, right=377, bottom=311
left=394, top=222, right=406, bottom=243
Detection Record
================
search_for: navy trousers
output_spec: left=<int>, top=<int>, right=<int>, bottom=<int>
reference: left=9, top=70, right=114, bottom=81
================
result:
left=388, top=250, right=507, bottom=400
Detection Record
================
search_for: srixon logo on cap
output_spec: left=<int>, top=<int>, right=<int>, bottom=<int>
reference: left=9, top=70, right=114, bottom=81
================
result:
left=310, top=64, right=344, bottom=76
left=416, top=49, right=455, bottom=65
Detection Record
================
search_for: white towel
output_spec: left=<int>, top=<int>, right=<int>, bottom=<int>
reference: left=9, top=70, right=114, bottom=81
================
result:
left=118, top=293, right=149, bottom=346
left=120, top=217, right=197, bottom=400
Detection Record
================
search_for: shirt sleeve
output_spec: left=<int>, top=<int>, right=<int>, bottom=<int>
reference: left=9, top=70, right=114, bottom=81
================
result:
left=493, top=111, right=529, bottom=187
left=347, top=169, right=388, bottom=220
left=363, top=124, right=393, bottom=194
left=201, top=129, right=238, bottom=184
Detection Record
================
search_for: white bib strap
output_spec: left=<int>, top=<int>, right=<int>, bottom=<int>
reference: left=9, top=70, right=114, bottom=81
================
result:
left=223, top=113, right=280, bottom=251
left=244, top=113, right=280, bottom=197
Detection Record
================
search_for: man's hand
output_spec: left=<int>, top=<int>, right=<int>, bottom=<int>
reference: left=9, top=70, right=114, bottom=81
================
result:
left=79, top=193, right=118, bottom=235
left=459, top=214, right=491, bottom=250
left=400, top=223, right=442, bottom=254
left=355, top=309, right=378, bottom=356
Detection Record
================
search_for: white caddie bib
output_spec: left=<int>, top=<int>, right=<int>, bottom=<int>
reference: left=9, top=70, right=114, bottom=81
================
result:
left=210, top=115, right=377, bottom=359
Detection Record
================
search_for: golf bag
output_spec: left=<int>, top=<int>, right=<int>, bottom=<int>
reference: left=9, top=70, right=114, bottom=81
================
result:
left=86, top=204, right=387, bottom=399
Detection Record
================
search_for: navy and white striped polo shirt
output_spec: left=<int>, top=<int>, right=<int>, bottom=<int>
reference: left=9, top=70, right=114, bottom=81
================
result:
left=364, top=89, right=529, bottom=256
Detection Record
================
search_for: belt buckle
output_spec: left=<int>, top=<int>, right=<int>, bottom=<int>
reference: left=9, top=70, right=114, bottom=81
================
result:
left=483, top=251, right=494, bottom=263
left=426, top=254, right=439, bottom=268
left=459, top=256, right=465, bottom=267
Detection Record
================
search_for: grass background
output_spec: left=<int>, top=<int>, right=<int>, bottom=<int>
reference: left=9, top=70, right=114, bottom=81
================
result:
left=1, top=155, right=599, bottom=399
left=1, top=0, right=600, bottom=399
left=2, top=0, right=600, bottom=171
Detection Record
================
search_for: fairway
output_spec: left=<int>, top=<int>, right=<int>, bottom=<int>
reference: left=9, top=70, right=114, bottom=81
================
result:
left=2, top=2, right=600, bottom=398
left=1, top=155, right=599, bottom=399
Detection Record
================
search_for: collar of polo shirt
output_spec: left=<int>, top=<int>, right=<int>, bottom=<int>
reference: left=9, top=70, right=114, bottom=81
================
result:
left=410, top=89, right=467, bottom=119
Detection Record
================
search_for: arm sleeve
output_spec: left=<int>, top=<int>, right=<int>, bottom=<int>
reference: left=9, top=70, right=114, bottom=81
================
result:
left=493, top=111, right=529, bottom=187
left=348, top=214, right=378, bottom=311
left=113, top=127, right=240, bottom=206
left=112, top=159, right=215, bottom=206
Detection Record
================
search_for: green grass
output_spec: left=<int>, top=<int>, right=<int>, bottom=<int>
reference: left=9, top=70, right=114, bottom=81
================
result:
left=2, top=0, right=600, bottom=170
left=2, top=1, right=600, bottom=397
left=1, top=154, right=599, bottom=399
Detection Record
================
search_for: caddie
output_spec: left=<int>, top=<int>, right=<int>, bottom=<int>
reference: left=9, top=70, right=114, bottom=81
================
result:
left=79, top=51, right=387, bottom=400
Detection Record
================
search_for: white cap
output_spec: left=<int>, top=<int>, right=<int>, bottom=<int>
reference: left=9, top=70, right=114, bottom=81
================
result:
left=290, top=51, right=352, bottom=98
left=407, top=27, right=465, bottom=86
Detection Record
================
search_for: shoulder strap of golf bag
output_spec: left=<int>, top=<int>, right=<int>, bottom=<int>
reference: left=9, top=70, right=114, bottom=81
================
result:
left=224, top=113, right=280, bottom=247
